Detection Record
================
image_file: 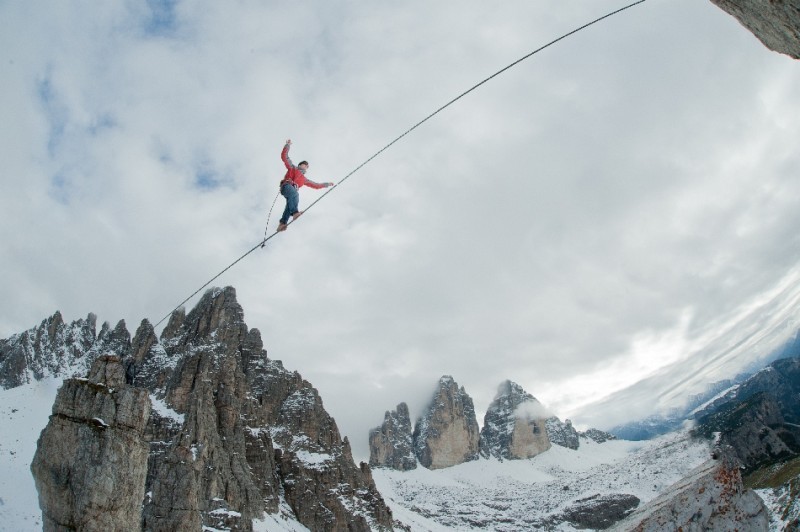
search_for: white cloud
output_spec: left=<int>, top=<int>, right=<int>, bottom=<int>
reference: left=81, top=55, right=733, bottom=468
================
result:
left=3, top=0, right=800, bottom=461
left=514, top=400, right=553, bottom=421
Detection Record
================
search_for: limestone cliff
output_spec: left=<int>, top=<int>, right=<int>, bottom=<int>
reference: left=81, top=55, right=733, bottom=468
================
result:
left=30, top=355, right=151, bottom=531
left=369, top=402, right=417, bottom=470
left=545, top=417, right=580, bottom=450
left=26, top=287, right=394, bottom=531
left=413, top=375, right=480, bottom=469
left=610, top=454, right=769, bottom=531
left=710, top=0, right=800, bottom=59
left=480, top=380, right=551, bottom=460
left=0, top=311, right=130, bottom=389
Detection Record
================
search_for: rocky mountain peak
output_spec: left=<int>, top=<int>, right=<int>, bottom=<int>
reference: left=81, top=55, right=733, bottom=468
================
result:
left=19, top=286, right=394, bottom=530
left=546, top=417, right=581, bottom=450
left=164, top=286, right=247, bottom=348
left=413, top=375, right=480, bottom=469
left=480, top=379, right=552, bottom=460
left=0, top=310, right=122, bottom=389
left=369, top=402, right=416, bottom=470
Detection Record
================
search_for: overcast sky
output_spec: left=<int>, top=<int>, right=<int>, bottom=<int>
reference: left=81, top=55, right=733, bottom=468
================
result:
left=3, top=0, right=800, bottom=460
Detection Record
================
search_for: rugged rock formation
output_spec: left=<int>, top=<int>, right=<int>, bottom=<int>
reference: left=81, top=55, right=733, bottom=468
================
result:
left=546, top=417, right=580, bottom=450
left=414, top=375, right=480, bottom=469
left=480, top=380, right=551, bottom=460
left=369, top=402, right=417, bottom=470
left=24, top=287, right=393, bottom=531
left=610, top=454, right=769, bottom=531
left=581, top=428, right=618, bottom=444
left=694, top=391, right=800, bottom=469
left=710, top=0, right=800, bottom=59
left=747, top=457, right=800, bottom=529
left=139, top=287, right=393, bottom=531
left=30, top=355, right=151, bottom=531
left=0, top=311, right=130, bottom=389
left=694, top=356, right=800, bottom=425
left=559, top=493, right=640, bottom=530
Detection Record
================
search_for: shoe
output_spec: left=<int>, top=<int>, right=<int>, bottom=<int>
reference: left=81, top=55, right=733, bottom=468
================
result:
left=277, top=223, right=288, bottom=232
left=291, top=211, right=304, bottom=220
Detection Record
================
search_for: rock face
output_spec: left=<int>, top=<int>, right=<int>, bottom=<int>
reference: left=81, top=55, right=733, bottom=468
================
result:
left=695, top=356, right=800, bottom=425
left=710, top=0, right=800, bottom=59
left=24, top=287, right=393, bottom=531
left=581, top=428, right=618, bottom=444
left=414, top=375, right=480, bottom=469
left=0, top=311, right=130, bottom=389
left=30, top=355, right=151, bottom=531
left=610, top=454, right=769, bottom=531
left=559, top=493, right=641, bottom=530
left=546, top=417, right=580, bottom=450
left=142, top=287, right=392, bottom=531
left=369, top=402, right=417, bottom=470
left=692, top=357, right=800, bottom=471
left=480, top=380, right=551, bottom=460
left=695, top=391, right=800, bottom=469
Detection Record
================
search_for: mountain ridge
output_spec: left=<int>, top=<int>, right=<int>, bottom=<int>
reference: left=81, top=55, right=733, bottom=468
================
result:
left=3, top=287, right=799, bottom=530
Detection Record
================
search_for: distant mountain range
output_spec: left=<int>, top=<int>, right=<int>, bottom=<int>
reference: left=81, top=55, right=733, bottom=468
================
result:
left=610, top=331, right=800, bottom=440
left=2, top=286, right=798, bottom=529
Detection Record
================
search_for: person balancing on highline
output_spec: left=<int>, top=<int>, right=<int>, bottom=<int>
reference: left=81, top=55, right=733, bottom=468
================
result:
left=277, top=139, right=333, bottom=232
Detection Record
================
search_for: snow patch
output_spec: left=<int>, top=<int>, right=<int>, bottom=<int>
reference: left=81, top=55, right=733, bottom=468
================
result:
left=0, top=377, right=62, bottom=530
left=294, top=449, right=333, bottom=470
left=210, top=508, right=242, bottom=517
left=149, top=394, right=185, bottom=425
left=252, top=500, right=309, bottom=531
left=374, top=430, right=710, bottom=530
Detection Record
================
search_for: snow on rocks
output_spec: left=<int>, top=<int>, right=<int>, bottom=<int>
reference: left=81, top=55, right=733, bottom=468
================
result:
left=373, top=430, right=713, bottom=530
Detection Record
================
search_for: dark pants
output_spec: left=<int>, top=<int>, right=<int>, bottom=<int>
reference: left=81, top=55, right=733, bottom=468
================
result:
left=279, top=182, right=299, bottom=224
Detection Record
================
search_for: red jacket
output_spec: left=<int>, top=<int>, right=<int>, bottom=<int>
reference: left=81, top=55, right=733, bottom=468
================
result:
left=281, top=144, right=326, bottom=189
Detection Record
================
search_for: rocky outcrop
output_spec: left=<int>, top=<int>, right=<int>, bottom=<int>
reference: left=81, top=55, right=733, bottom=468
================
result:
left=710, top=0, right=800, bottom=59
left=30, top=355, right=151, bottom=531
left=414, top=375, right=480, bottom=469
left=480, top=380, right=551, bottom=460
left=559, top=493, right=640, bottom=530
left=610, top=454, right=769, bottom=531
left=546, top=417, right=580, bottom=450
left=25, top=287, right=393, bottom=531
left=694, top=391, right=800, bottom=469
left=369, top=402, right=417, bottom=470
left=694, top=356, right=800, bottom=425
left=0, top=311, right=130, bottom=389
left=138, top=286, right=393, bottom=531
left=581, top=428, right=618, bottom=444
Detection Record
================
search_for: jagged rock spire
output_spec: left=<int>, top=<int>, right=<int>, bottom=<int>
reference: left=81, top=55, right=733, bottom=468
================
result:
left=546, top=417, right=580, bottom=450
left=0, top=311, right=130, bottom=389
left=369, top=402, right=417, bottom=470
left=480, top=380, right=551, bottom=460
left=30, top=355, right=151, bottom=531
left=23, top=287, right=393, bottom=531
left=414, top=375, right=480, bottom=469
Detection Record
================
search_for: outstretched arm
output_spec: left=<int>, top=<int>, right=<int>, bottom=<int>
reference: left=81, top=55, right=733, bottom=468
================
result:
left=281, top=139, right=294, bottom=170
left=303, top=178, right=334, bottom=190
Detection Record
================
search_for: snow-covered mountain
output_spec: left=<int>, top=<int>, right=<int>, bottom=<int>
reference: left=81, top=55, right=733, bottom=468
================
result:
left=2, top=287, right=799, bottom=530
left=2, top=287, right=392, bottom=531
left=374, top=431, right=710, bottom=530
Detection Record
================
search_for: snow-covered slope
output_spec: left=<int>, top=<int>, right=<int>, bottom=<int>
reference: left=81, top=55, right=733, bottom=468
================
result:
left=373, top=431, right=712, bottom=531
left=0, top=377, right=61, bottom=531
left=0, top=376, right=315, bottom=532
left=2, top=373, right=713, bottom=532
